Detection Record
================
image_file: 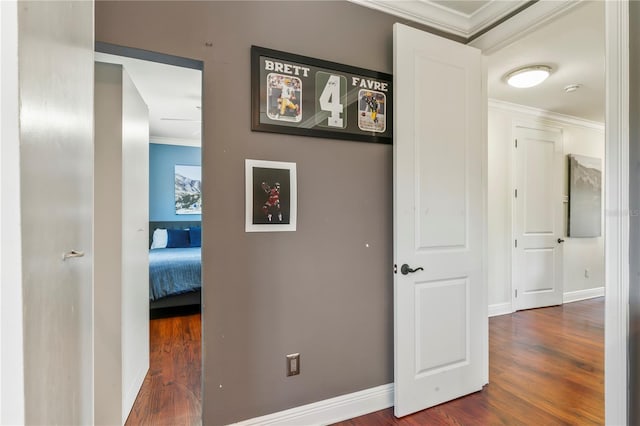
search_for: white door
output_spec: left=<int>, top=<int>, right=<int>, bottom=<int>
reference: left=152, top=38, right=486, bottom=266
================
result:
left=393, top=23, right=486, bottom=418
left=17, top=1, right=94, bottom=424
left=513, top=126, right=563, bottom=311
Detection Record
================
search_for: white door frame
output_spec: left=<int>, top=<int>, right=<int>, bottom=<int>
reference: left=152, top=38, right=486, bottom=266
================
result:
left=473, top=1, right=629, bottom=424
left=0, top=1, right=26, bottom=424
left=603, top=2, right=629, bottom=424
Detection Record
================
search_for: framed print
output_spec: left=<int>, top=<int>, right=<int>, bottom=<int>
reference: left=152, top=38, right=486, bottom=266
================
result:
left=245, top=159, right=297, bottom=232
left=568, top=154, right=602, bottom=237
left=175, top=165, right=202, bottom=214
left=251, top=46, right=393, bottom=144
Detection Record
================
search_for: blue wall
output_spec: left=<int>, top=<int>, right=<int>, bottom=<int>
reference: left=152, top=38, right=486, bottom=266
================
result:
left=149, top=143, right=201, bottom=221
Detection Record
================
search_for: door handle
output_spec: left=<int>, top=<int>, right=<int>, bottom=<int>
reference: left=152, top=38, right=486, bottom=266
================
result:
left=62, top=250, right=85, bottom=261
left=557, top=238, right=565, bottom=244
left=401, top=264, right=424, bottom=275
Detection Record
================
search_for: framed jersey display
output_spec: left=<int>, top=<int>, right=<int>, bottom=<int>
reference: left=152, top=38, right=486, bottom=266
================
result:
left=251, top=46, right=393, bottom=144
left=245, top=159, right=297, bottom=232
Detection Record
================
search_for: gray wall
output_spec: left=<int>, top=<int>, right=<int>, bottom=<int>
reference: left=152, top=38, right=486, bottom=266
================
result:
left=630, top=2, right=640, bottom=423
left=96, top=2, right=449, bottom=423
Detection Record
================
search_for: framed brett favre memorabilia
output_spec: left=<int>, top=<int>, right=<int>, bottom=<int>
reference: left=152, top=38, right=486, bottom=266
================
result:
left=251, top=46, right=393, bottom=144
left=245, top=159, right=297, bottom=232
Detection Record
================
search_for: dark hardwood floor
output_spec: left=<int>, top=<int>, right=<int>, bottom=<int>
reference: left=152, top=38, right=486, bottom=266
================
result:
left=125, top=312, right=202, bottom=426
left=125, top=298, right=603, bottom=425
left=334, top=297, right=604, bottom=426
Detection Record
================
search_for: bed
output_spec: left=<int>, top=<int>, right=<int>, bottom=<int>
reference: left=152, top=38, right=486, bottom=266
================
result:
left=149, top=221, right=202, bottom=312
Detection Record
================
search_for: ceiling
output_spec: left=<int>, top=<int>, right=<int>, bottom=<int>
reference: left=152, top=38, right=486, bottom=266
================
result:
left=354, top=0, right=605, bottom=123
left=351, top=0, right=529, bottom=38
left=94, top=1, right=604, bottom=144
left=486, top=1, right=604, bottom=122
left=95, top=52, right=202, bottom=146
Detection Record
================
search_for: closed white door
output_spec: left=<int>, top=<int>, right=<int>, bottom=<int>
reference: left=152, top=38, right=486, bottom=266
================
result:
left=393, top=23, right=486, bottom=418
left=17, top=1, right=95, bottom=424
left=513, top=126, right=563, bottom=311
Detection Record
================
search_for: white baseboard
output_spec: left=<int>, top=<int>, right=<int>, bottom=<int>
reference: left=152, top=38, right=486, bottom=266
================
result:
left=232, top=288, right=603, bottom=426
left=231, top=383, right=394, bottom=426
left=488, top=302, right=513, bottom=317
left=563, top=286, right=605, bottom=304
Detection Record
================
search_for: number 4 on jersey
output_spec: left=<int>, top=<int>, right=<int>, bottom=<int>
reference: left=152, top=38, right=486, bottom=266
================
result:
left=316, top=72, right=347, bottom=128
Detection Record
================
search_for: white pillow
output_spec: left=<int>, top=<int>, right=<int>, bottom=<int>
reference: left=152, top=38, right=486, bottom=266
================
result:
left=150, top=228, right=168, bottom=249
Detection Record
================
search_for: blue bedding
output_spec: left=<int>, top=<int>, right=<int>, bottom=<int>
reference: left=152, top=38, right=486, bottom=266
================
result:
left=149, top=247, right=201, bottom=301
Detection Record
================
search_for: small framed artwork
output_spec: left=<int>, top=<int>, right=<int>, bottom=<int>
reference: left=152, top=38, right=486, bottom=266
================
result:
left=175, top=165, right=202, bottom=215
left=245, top=159, right=297, bottom=232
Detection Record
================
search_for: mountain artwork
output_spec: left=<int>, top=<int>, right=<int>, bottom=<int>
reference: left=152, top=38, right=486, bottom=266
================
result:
left=175, top=165, right=202, bottom=215
left=568, top=154, right=601, bottom=237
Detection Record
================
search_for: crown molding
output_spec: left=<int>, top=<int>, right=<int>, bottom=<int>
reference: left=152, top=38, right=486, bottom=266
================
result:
left=488, top=99, right=604, bottom=131
left=349, top=0, right=527, bottom=39
left=469, top=0, right=581, bottom=54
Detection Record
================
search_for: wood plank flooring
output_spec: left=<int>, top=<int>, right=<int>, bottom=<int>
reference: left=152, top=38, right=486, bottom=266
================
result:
left=125, top=312, right=202, bottom=426
left=125, top=298, right=603, bottom=425
left=334, top=297, right=604, bottom=426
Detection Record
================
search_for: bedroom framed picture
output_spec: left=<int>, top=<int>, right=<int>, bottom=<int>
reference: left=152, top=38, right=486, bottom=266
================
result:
left=175, top=164, right=202, bottom=215
left=245, top=159, right=297, bottom=232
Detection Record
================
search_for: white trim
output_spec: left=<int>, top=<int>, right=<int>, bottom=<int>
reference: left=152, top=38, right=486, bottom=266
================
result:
left=604, top=1, right=629, bottom=425
left=149, top=136, right=201, bottom=147
left=348, top=0, right=525, bottom=39
left=481, top=55, right=489, bottom=385
left=488, top=99, right=605, bottom=132
left=470, top=1, right=581, bottom=54
left=488, top=302, right=513, bottom=317
left=0, top=1, right=25, bottom=424
left=563, top=287, right=605, bottom=304
left=231, top=384, right=394, bottom=426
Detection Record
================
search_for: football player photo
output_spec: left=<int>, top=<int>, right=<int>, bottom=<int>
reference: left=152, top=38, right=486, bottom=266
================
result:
left=266, top=73, right=302, bottom=123
left=358, top=89, right=386, bottom=133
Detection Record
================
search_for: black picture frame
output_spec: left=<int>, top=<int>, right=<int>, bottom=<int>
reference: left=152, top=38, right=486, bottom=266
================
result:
left=251, top=46, right=393, bottom=144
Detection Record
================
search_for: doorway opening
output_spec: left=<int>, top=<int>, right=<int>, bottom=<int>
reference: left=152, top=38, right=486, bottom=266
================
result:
left=485, top=0, right=605, bottom=420
left=94, top=44, right=204, bottom=424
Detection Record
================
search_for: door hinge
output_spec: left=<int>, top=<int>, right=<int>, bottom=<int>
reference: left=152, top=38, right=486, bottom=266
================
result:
left=515, top=289, right=518, bottom=298
left=515, top=139, right=518, bottom=148
left=515, top=239, right=518, bottom=248
left=515, top=189, right=518, bottom=198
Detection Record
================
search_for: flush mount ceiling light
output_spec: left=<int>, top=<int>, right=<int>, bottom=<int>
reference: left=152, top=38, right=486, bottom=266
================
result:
left=506, top=65, right=552, bottom=88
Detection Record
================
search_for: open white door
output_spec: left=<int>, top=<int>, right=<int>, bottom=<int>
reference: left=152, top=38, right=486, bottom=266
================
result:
left=513, top=126, right=563, bottom=311
left=393, top=23, right=486, bottom=418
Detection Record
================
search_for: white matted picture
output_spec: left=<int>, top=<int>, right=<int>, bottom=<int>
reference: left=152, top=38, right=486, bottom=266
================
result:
left=245, top=159, right=297, bottom=232
left=568, top=154, right=602, bottom=237
left=175, top=165, right=202, bottom=214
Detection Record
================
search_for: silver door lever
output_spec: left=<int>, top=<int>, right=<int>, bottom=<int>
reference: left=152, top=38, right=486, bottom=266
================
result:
left=62, top=250, right=85, bottom=261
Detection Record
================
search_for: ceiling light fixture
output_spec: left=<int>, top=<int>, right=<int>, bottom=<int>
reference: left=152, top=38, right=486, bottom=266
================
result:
left=506, top=65, right=552, bottom=88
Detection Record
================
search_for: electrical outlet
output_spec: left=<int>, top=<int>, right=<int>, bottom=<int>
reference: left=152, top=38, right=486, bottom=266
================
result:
left=286, top=353, right=300, bottom=377
left=585, top=269, right=590, bottom=278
